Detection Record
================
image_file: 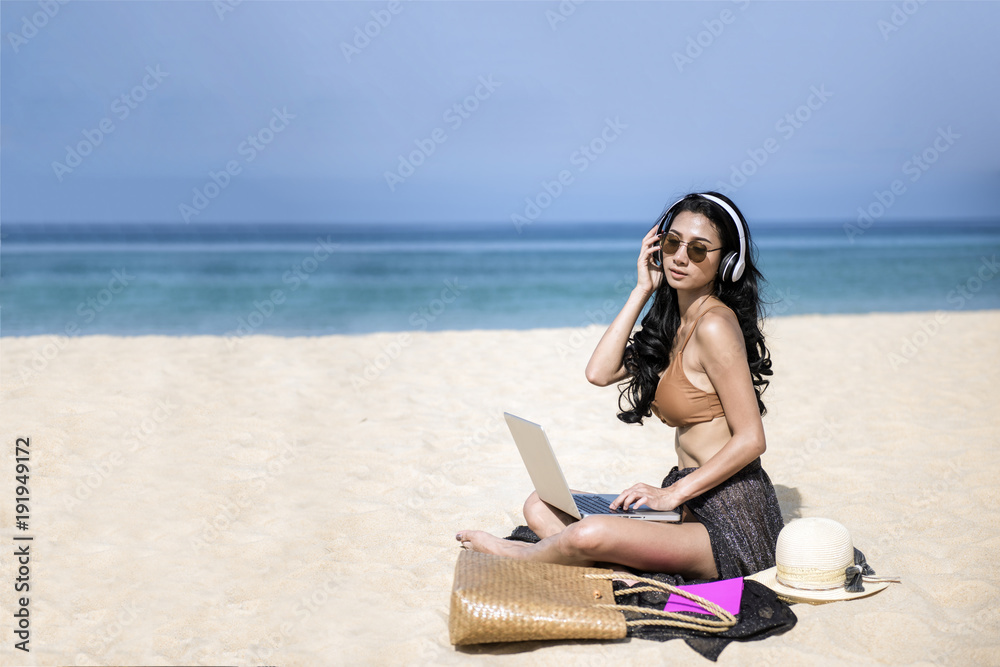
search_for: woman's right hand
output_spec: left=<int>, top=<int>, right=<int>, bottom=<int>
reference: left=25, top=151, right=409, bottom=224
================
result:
left=636, top=223, right=664, bottom=296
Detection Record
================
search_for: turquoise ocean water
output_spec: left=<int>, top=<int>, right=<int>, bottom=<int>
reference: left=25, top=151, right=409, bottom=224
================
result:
left=2, top=221, right=999, bottom=337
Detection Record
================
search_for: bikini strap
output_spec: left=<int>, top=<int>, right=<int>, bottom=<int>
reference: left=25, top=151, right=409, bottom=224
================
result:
left=679, top=303, right=728, bottom=352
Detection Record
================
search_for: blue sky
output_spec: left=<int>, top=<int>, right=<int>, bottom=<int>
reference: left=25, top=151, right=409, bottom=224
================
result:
left=2, top=0, right=999, bottom=225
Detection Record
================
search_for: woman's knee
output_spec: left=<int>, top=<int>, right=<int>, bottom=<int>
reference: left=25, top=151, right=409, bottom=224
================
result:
left=522, top=491, right=543, bottom=518
left=560, top=518, right=610, bottom=557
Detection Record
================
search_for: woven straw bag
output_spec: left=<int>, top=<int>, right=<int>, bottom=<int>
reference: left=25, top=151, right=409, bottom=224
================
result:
left=449, top=551, right=737, bottom=645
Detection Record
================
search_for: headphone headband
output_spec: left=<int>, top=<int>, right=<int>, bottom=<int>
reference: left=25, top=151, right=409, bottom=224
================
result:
left=659, top=193, right=747, bottom=282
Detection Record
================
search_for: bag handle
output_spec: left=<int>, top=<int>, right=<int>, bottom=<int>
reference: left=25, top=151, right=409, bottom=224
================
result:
left=584, top=573, right=737, bottom=633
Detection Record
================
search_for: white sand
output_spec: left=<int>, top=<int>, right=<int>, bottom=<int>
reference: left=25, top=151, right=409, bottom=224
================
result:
left=1, top=310, right=998, bottom=665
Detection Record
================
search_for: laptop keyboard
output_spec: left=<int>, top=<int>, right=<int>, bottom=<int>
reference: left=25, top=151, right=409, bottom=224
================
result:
left=574, top=494, right=634, bottom=515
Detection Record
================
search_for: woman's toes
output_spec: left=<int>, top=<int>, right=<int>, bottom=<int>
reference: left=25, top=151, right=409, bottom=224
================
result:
left=456, top=531, right=474, bottom=549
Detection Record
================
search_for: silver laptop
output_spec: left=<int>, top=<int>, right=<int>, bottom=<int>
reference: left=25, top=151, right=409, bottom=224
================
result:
left=504, top=412, right=680, bottom=522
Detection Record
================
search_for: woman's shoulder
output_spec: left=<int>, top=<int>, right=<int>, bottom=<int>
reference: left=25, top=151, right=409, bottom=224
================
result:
left=702, top=297, right=738, bottom=321
left=694, top=300, right=743, bottom=346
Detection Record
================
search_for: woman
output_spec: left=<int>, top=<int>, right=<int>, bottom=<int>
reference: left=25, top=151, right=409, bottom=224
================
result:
left=457, top=192, right=783, bottom=581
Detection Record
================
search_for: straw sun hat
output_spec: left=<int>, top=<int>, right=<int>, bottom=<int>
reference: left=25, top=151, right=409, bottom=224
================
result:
left=747, top=517, right=901, bottom=604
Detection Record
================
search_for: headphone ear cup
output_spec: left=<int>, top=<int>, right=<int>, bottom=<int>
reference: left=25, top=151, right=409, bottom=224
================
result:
left=718, top=251, right=738, bottom=282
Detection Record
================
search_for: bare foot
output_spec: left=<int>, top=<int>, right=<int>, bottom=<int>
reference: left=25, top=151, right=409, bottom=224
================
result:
left=455, top=530, right=531, bottom=558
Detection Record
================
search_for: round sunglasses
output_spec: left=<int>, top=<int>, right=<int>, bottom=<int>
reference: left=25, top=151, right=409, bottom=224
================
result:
left=659, top=233, right=723, bottom=263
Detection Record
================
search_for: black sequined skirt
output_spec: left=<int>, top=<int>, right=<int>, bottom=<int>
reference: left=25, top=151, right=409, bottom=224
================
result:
left=661, top=458, right=784, bottom=579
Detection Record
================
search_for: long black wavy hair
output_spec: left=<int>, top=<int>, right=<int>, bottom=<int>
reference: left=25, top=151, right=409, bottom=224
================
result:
left=617, top=191, right=773, bottom=425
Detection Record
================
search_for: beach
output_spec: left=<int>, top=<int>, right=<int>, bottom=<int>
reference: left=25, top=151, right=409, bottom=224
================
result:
left=2, top=309, right=999, bottom=666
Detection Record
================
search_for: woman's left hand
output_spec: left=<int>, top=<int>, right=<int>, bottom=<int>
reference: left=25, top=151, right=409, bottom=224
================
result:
left=610, top=483, right=682, bottom=512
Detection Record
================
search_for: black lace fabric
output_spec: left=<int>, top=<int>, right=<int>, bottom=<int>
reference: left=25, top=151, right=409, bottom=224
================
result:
left=662, top=457, right=784, bottom=579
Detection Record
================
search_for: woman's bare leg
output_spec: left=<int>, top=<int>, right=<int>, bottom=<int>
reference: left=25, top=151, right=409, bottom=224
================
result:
left=452, top=490, right=588, bottom=557
left=522, top=490, right=580, bottom=539
left=457, top=516, right=719, bottom=580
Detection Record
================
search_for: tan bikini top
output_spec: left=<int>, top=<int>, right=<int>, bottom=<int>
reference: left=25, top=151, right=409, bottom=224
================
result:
left=649, top=302, right=729, bottom=428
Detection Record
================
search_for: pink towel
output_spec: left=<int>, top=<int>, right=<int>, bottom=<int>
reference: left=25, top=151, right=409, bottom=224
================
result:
left=663, top=577, right=744, bottom=616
